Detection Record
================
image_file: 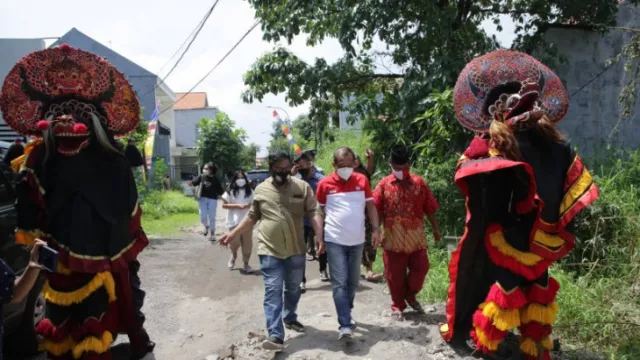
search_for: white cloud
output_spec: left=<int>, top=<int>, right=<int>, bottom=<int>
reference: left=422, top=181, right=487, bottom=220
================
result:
left=1, top=0, right=515, bottom=157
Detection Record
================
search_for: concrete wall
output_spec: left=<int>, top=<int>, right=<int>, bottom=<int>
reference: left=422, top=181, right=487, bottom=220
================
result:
left=545, top=3, right=640, bottom=156
left=0, top=38, right=46, bottom=141
left=174, top=108, right=219, bottom=148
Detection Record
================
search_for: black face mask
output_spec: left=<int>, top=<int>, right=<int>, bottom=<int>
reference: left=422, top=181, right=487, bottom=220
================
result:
left=298, top=168, right=311, bottom=178
left=272, top=170, right=290, bottom=185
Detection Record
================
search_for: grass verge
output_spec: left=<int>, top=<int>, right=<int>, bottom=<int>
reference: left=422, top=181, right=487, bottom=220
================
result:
left=142, top=213, right=200, bottom=237
left=140, top=190, right=200, bottom=237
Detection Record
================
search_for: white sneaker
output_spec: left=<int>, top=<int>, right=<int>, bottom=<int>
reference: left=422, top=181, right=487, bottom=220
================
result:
left=228, top=256, right=236, bottom=269
left=338, top=327, right=353, bottom=340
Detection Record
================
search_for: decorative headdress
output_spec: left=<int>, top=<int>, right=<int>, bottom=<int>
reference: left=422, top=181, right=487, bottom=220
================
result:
left=453, top=50, right=568, bottom=132
left=0, top=44, right=140, bottom=137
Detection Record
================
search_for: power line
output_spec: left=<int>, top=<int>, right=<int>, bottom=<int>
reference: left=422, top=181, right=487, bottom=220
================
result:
left=157, top=20, right=261, bottom=117
left=159, top=0, right=220, bottom=85
left=143, top=0, right=221, bottom=98
left=155, top=10, right=211, bottom=76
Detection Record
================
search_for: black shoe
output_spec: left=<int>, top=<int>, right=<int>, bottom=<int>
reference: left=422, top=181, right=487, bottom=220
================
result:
left=261, top=336, right=284, bottom=351
left=285, top=320, right=306, bottom=333
left=300, top=282, right=307, bottom=294
left=130, top=340, right=156, bottom=360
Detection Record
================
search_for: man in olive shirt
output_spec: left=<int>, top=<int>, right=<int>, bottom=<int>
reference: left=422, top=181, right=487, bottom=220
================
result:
left=220, top=151, right=324, bottom=351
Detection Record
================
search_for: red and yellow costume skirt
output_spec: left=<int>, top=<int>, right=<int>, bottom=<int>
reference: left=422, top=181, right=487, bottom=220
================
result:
left=36, top=264, right=117, bottom=360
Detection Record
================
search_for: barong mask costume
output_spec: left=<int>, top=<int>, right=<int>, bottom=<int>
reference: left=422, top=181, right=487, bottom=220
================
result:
left=439, top=50, right=599, bottom=360
left=0, top=44, right=148, bottom=360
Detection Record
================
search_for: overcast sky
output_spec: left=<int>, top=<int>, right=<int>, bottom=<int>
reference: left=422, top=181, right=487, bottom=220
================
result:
left=0, top=0, right=514, bottom=156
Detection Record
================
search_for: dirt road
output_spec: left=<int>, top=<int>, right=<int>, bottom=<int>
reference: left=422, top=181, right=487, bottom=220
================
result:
left=133, top=207, right=477, bottom=360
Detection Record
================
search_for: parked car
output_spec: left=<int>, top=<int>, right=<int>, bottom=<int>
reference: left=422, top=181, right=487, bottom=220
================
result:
left=246, top=170, right=270, bottom=189
left=0, top=140, right=45, bottom=356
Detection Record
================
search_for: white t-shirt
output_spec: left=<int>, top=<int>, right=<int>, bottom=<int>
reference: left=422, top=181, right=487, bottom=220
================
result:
left=221, top=188, right=253, bottom=229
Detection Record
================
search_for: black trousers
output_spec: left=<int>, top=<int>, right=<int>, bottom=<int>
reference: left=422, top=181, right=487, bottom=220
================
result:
left=129, top=260, right=151, bottom=344
left=302, top=226, right=327, bottom=284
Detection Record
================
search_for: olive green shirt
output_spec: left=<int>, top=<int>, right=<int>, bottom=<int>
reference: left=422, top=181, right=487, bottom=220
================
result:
left=248, top=177, right=318, bottom=259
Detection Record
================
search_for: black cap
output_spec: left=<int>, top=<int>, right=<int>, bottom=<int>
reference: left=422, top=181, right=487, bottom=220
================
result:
left=390, top=145, right=410, bottom=165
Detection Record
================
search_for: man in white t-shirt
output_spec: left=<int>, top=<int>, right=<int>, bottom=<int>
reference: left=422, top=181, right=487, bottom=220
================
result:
left=221, top=171, right=254, bottom=273
left=316, top=147, right=381, bottom=340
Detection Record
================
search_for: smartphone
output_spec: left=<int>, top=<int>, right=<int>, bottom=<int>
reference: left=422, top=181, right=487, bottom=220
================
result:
left=38, top=246, right=59, bottom=273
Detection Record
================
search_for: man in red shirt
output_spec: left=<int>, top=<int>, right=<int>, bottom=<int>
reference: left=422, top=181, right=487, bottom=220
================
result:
left=373, top=146, right=441, bottom=320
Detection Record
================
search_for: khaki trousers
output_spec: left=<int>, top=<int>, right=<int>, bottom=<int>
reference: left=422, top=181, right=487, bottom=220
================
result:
left=230, top=227, right=253, bottom=263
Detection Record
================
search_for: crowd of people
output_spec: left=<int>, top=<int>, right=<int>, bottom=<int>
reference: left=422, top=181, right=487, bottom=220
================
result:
left=217, top=144, right=442, bottom=347
left=0, top=42, right=599, bottom=360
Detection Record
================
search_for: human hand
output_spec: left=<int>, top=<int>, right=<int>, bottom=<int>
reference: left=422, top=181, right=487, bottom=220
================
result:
left=29, top=239, right=46, bottom=269
left=242, top=203, right=251, bottom=209
left=218, top=233, right=234, bottom=247
left=315, top=237, right=325, bottom=256
left=188, top=180, right=193, bottom=186
left=365, top=149, right=374, bottom=159
left=433, top=229, right=442, bottom=243
left=372, top=230, right=382, bottom=249
left=291, top=165, right=299, bottom=176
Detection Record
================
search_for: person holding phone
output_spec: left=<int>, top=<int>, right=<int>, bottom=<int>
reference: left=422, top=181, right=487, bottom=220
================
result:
left=0, top=239, right=45, bottom=360
left=221, top=170, right=254, bottom=273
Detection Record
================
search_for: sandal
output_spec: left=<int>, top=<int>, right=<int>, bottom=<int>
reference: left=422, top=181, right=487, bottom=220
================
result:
left=391, top=310, right=404, bottom=321
left=365, top=272, right=384, bottom=282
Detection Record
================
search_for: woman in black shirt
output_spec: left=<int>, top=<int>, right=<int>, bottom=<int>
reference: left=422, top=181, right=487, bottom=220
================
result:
left=190, top=162, right=224, bottom=241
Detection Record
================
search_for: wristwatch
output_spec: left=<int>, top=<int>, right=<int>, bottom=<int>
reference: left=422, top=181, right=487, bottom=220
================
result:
left=372, top=226, right=381, bottom=233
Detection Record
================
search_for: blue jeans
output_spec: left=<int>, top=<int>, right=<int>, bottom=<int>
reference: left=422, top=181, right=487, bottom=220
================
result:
left=198, top=198, right=217, bottom=231
left=325, top=242, right=364, bottom=329
left=260, top=254, right=306, bottom=340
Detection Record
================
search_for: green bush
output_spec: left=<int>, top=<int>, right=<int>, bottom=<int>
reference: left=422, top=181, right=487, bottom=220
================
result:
left=141, top=190, right=199, bottom=220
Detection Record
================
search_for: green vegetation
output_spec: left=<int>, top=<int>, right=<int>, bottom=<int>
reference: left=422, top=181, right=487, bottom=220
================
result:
left=197, top=112, right=260, bottom=175
left=142, top=213, right=199, bottom=237
left=140, top=190, right=199, bottom=237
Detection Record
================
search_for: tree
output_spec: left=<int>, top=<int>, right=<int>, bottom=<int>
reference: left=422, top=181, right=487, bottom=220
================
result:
left=196, top=112, right=247, bottom=176
left=242, top=1, right=627, bottom=149
left=267, top=115, right=311, bottom=154
left=242, top=143, right=261, bottom=170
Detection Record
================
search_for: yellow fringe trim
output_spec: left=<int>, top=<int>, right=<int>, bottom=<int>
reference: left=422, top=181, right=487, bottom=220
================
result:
left=521, top=302, right=559, bottom=325
left=15, top=229, right=43, bottom=246
left=72, top=331, right=113, bottom=359
left=39, top=336, right=75, bottom=357
left=56, top=261, right=72, bottom=275
left=38, top=332, right=113, bottom=359
left=11, top=138, right=42, bottom=173
left=474, top=327, right=501, bottom=351
left=480, top=301, right=521, bottom=331
left=43, top=271, right=117, bottom=306
left=542, top=336, right=553, bottom=350
left=520, top=337, right=539, bottom=357
left=533, top=229, right=565, bottom=248
left=489, top=231, right=543, bottom=266
left=560, top=167, right=593, bottom=213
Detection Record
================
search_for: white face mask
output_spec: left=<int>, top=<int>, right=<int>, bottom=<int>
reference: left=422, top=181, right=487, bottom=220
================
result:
left=337, top=167, right=354, bottom=181
left=203, top=169, right=210, bottom=176
left=392, top=169, right=403, bottom=180
left=235, top=179, right=246, bottom=187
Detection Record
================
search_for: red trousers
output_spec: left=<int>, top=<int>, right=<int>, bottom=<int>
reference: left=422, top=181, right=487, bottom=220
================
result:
left=383, top=249, right=429, bottom=312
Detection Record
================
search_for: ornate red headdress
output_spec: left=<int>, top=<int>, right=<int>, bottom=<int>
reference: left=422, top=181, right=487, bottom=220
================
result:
left=453, top=49, right=569, bottom=132
left=0, top=44, right=140, bottom=137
